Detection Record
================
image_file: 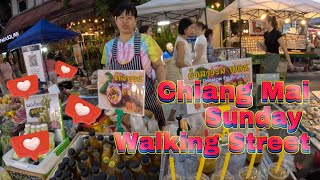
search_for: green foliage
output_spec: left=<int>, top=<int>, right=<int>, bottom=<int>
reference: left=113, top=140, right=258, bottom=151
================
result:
left=156, top=27, right=177, bottom=51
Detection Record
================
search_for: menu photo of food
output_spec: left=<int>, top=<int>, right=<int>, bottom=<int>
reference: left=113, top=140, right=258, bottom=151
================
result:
left=98, top=70, right=145, bottom=116
left=249, top=19, right=265, bottom=35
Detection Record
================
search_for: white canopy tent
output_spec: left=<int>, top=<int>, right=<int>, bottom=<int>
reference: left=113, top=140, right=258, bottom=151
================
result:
left=136, top=0, right=206, bottom=25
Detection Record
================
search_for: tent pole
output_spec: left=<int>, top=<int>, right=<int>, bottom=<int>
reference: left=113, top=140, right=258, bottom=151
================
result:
left=239, top=8, right=242, bottom=58
left=204, top=8, right=208, bottom=27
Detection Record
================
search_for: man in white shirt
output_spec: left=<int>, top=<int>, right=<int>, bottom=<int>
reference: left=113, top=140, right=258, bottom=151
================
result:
left=193, top=22, right=208, bottom=65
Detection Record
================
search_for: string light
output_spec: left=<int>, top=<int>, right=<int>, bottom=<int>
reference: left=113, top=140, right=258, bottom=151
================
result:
left=260, top=14, right=267, bottom=20
left=215, top=2, right=220, bottom=8
left=102, top=18, right=105, bottom=21
left=100, top=31, right=103, bottom=34
left=285, top=18, right=290, bottom=24
left=78, top=22, right=80, bottom=24
left=89, top=19, right=91, bottom=21
left=83, top=20, right=86, bottom=23
left=301, top=19, right=306, bottom=25
left=95, top=19, right=98, bottom=23
left=211, top=5, right=214, bottom=9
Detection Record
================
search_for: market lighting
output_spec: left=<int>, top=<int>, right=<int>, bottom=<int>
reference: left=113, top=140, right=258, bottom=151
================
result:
left=78, top=22, right=80, bottom=25
left=100, top=31, right=103, bottom=34
left=89, top=19, right=91, bottom=21
left=260, top=14, right=267, bottom=20
left=83, top=20, right=86, bottom=23
left=301, top=20, right=306, bottom=25
left=318, top=31, right=320, bottom=36
left=95, top=19, right=98, bottom=23
left=285, top=18, right=291, bottom=24
left=215, top=2, right=220, bottom=8
left=211, top=5, right=214, bottom=8
left=158, top=20, right=171, bottom=26
left=233, top=19, right=237, bottom=23
left=102, top=18, right=105, bottom=21
left=41, top=47, right=48, bottom=52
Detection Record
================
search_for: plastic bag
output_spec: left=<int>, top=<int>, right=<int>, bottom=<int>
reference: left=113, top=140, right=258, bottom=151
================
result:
left=130, top=115, right=148, bottom=134
left=276, top=60, right=288, bottom=73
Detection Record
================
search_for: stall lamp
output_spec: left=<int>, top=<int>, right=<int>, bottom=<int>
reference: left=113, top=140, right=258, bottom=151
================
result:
left=100, top=31, right=103, bottom=34
left=41, top=47, right=48, bottom=52
left=233, top=19, right=237, bottom=23
left=318, top=31, right=320, bottom=36
left=158, top=20, right=170, bottom=26
left=301, top=20, right=306, bottom=25
left=95, top=31, right=98, bottom=34
left=260, top=14, right=267, bottom=20
left=89, top=28, right=92, bottom=30
left=285, top=18, right=291, bottom=24
left=102, top=19, right=105, bottom=22
left=211, top=5, right=214, bottom=9
left=215, top=2, right=220, bottom=8
left=89, top=19, right=91, bottom=21
left=95, top=19, right=98, bottom=23
left=78, top=22, right=80, bottom=25
left=157, top=27, right=162, bottom=33
left=83, top=20, right=86, bottom=23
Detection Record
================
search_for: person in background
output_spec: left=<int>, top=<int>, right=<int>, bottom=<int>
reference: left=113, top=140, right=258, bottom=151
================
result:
left=162, top=42, right=174, bottom=62
left=205, top=28, right=218, bottom=63
left=5, top=52, right=21, bottom=78
left=139, top=25, right=153, bottom=36
left=167, top=18, right=194, bottom=121
left=101, top=3, right=166, bottom=128
left=0, top=55, right=10, bottom=95
left=259, top=15, right=294, bottom=73
left=193, top=22, right=208, bottom=65
left=44, top=52, right=58, bottom=84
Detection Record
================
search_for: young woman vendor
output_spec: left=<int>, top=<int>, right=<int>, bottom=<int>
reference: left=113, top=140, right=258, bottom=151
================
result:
left=101, top=3, right=166, bottom=128
left=259, top=15, right=295, bottom=73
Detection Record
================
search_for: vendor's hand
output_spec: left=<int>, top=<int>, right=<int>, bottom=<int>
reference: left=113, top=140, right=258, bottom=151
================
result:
left=289, top=63, right=295, bottom=71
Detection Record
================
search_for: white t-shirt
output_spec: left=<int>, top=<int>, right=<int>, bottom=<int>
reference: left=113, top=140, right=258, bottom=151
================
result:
left=194, top=35, right=208, bottom=65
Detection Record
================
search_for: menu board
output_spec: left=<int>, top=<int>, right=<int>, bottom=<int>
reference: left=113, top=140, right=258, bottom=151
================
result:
left=24, top=93, right=62, bottom=129
left=285, top=34, right=306, bottom=50
left=181, top=58, right=253, bottom=114
left=249, top=20, right=265, bottom=35
left=98, top=70, right=145, bottom=116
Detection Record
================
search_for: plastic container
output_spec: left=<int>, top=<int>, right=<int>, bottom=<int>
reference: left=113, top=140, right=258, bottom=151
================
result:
left=268, top=163, right=289, bottom=180
left=211, top=171, right=234, bottom=180
left=239, top=167, right=261, bottom=180
left=3, top=138, right=70, bottom=175
left=163, top=174, right=182, bottom=180
left=189, top=173, right=210, bottom=180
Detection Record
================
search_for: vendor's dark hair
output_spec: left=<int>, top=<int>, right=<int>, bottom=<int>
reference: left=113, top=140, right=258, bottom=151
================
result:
left=178, top=18, right=193, bottom=35
left=205, top=29, right=213, bottom=39
left=5, top=51, right=15, bottom=65
left=47, top=52, right=55, bottom=60
left=139, top=25, right=150, bottom=33
left=114, top=2, right=137, bottom=18
left=266, top=15, right=278, bottom=28
left=196, top=22, right=207, bottom=30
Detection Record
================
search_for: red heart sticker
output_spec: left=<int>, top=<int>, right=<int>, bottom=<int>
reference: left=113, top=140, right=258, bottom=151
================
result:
left=55, top=61, right=77, bottom=79
left=65, top=94, right=102, bottom=125
left=11, top=131, right=49, bottom=161
left=7, top=75, right=39, bottom=99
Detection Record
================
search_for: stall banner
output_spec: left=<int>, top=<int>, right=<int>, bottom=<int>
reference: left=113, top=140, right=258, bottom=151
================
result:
left=98, top=70, right=145, bottom=116
left=249, top=20, right=265, bottom=35
left=22, top=44, right=46, bottom=82
left=181, top=58, right=253, bottom=114
left=24, top=93, right=63, bottom=130
left=73, top=44, right=84, bottom=68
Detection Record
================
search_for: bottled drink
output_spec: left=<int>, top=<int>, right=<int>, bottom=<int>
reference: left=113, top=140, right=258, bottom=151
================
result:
left=141, top=155, right=151, bottom=172
left=151, top=154, right=161, bottom=168
left=54, top=170, right=63, bottom=180
left=92, top=148, right=101, bottom=166
left=89, top=131, right=99, bottom=149
left=62, top=170, right=72, bottom=179
left=130, top=161, right=145, bottom=179
left=24, top=124, right=31, bottom=134
left=58, top=163, right=67, bottom=171
left=41, top=124, right=48, bottom=131
left=62, top=157, right=69, bottom=165
left=108, top=175, right=118, bottom=180
left=121, top=170, right=133, bottom=180
left=92, top=161, right=100, bottom=168
left=68, top=159, right=77, bottom=174
left=83, top=136, right=90, bottom=147
left=148, top=166, right=159, bottom=180
left=68, top=148, right=76, bottom=160
left=97, top=135, right=104, bottom=152
left=36, top=125, right=41, bottom=132
left=98, top=172, right=108, bottom=180
left=108, top=135, right=115, bottom=147
left=80, top=170, right=89, bottom=180
left=122, top=153, right=137, bottom=162
left=136, top=174, right=147, bottom=180
left=90, top=166, right=100, bottom=177
left=101, top=143, right=113, bottom=172
left=115, top=162, right=126, bottom=179
left=30, top=125, right=36, bottom=133
left=77, top=162, right=86, bottom=176
left=107, top=149, right=121, bottom=176
left=86, top=146, right=94, bottom=161
left=80, top=154, right=90, bottom=169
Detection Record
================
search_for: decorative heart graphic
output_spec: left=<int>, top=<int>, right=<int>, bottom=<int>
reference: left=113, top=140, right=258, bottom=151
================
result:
left=23, top=137, right=40, bottom=151
left=61, top=65, right=71, bottom=74
left=75, top=103, right=90, bottom=116
left=17, top=80, right=31, bottom=91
